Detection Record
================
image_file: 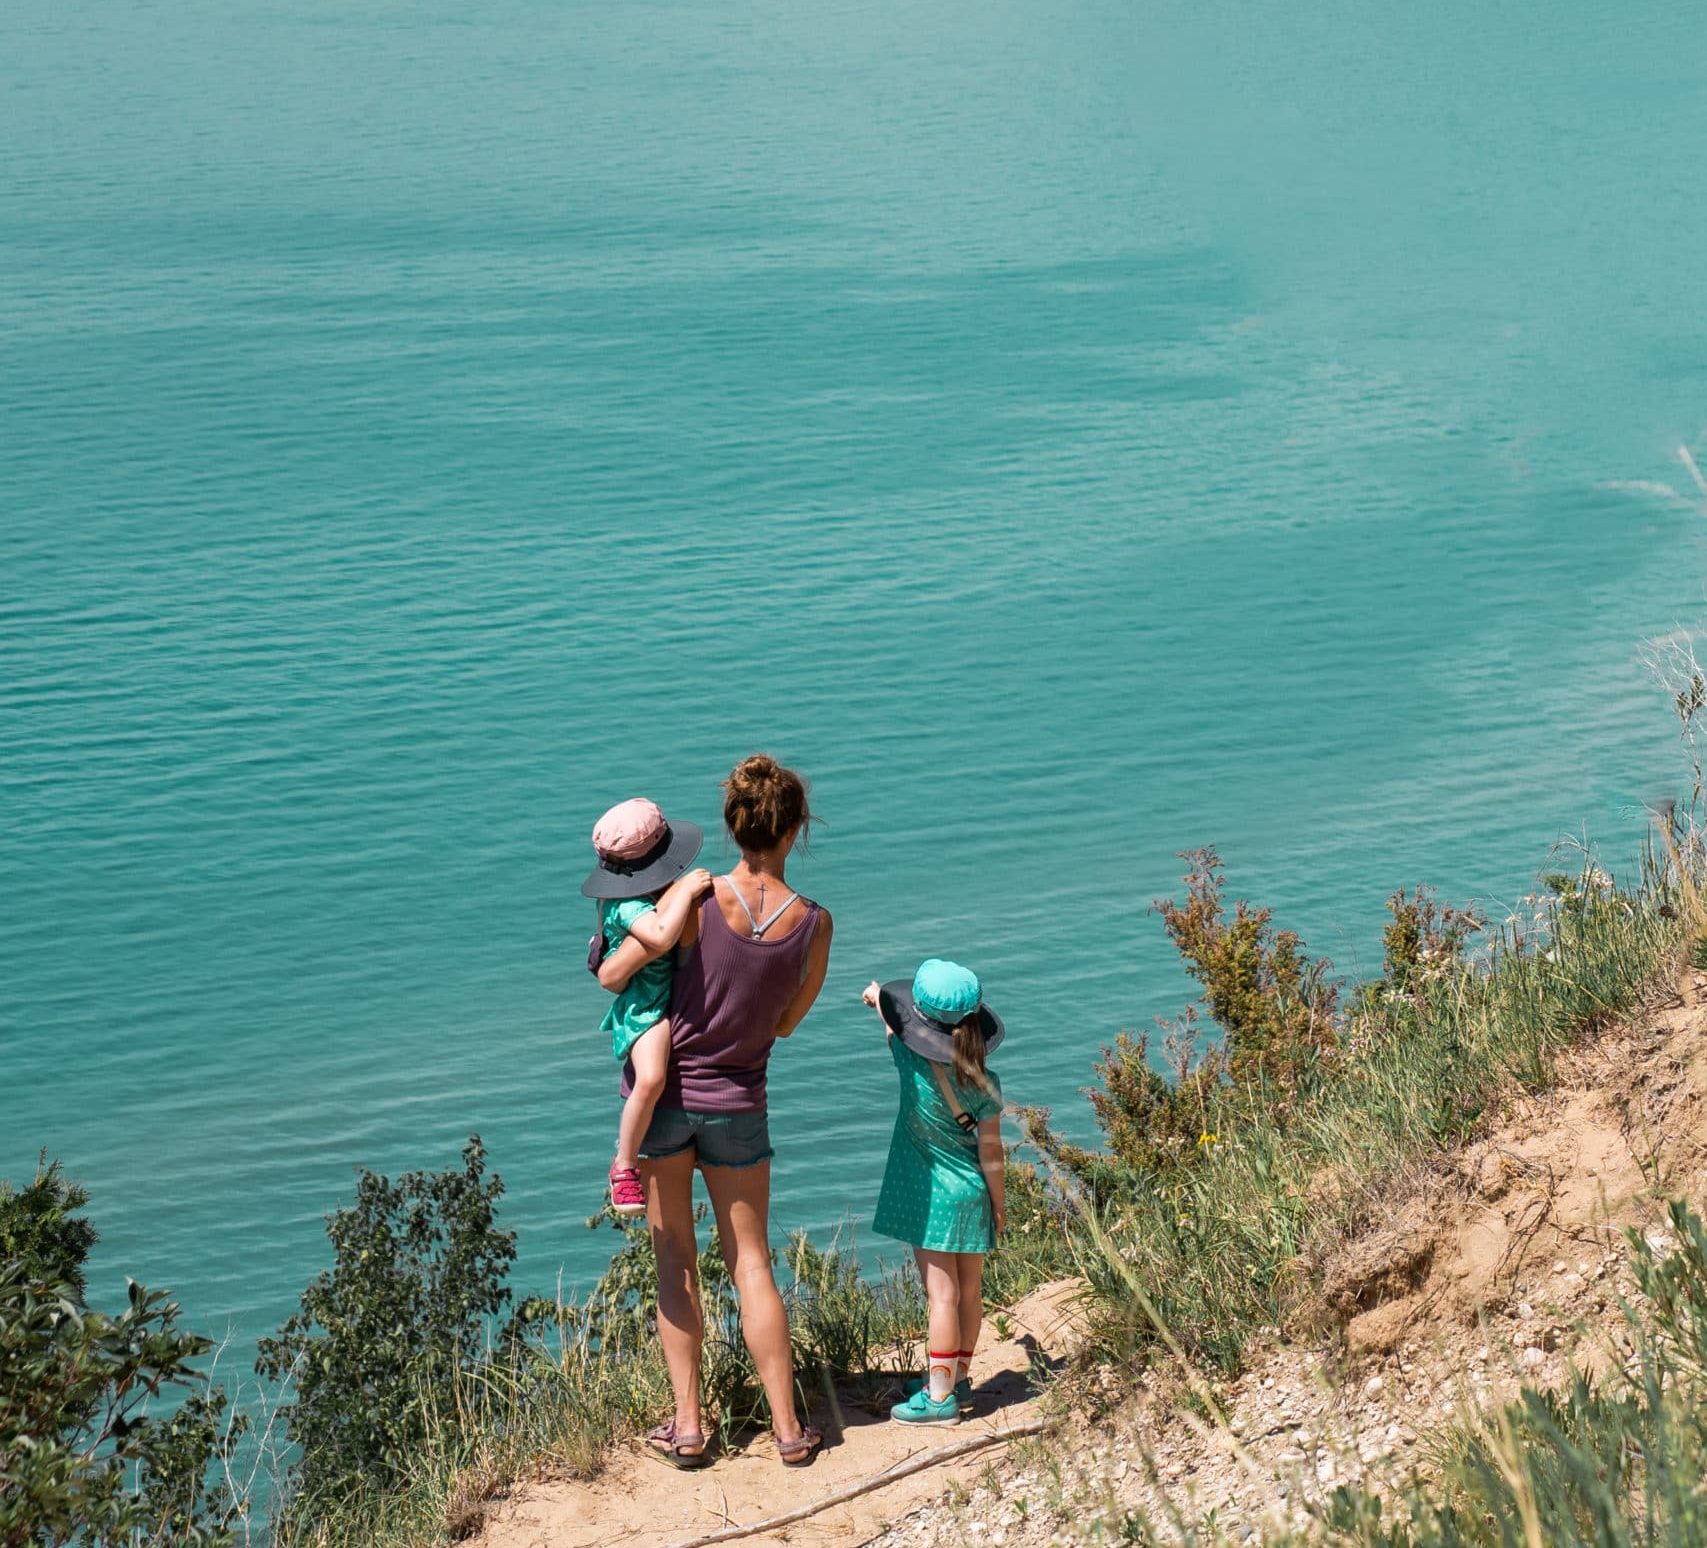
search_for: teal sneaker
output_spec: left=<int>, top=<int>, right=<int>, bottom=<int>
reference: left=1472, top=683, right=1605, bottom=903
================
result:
left=903, top=1374, right=973, bottom=1411
left=890, top=1387, right=962, bottom=1426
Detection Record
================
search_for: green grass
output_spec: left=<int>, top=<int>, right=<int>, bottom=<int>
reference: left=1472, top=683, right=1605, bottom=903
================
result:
left=1055, top=865, right=1681, bottom=1378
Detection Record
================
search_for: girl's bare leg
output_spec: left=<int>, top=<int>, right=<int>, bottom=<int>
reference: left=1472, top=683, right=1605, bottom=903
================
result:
left=914, top=1248, right=962, bottom=1400
left=955, top=1253, right=984, bottom=1382
left=701, top=1160, right=804, bottom=1443
left=642, top=1150, right=704, bottom=1452
left=615, top=1018, right=670, bottom=1169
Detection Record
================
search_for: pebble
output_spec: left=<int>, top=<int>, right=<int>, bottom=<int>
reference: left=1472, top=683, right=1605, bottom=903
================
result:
left=1364, top=1375, right=1384, bottom=1398
left=1519, top=1346, right=1547, bottom=1371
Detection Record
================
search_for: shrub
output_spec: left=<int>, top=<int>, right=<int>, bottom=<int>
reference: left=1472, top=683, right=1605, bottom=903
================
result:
left=1026, top=849, right=1343, bottom=1189
left=0, top=1162, right=242, bottom=1548
left=258, top=1135, right=515, bottom=1515
left=1378, top=886, right=1483, bottom=998
left=1158, top=848, right=1341, bottom=1090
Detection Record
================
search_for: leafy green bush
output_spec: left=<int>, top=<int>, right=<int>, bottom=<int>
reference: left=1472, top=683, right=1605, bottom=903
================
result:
left=1377, top=887, right=1483, bottom=999
left=0, top=1162, right=242, bottom=1548
left=1022, top=848, right=1347, bottom=1188
left=258, top=1135, right=515, bottom=1516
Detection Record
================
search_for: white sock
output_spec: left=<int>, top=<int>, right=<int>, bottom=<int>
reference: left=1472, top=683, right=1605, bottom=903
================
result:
left=927, top=1353, right=956, bottom=1402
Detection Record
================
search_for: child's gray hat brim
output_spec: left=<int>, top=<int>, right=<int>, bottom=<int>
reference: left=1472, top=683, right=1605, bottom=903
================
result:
left=878, top=981, right=1005, bottom=1065
left=580, top=820, right=704, bottom=899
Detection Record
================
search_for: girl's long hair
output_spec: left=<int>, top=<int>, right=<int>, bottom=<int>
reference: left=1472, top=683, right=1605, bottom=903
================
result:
left=951, top=1015, right=989, bottom=1093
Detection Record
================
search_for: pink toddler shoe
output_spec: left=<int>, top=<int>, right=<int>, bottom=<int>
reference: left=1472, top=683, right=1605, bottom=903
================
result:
left=609, top=1164, right=646, bottom=1216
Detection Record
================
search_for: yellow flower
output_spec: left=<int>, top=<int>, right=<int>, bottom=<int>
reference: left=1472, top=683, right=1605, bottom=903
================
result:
left=1196, top=1130, right=1218, bottom=1149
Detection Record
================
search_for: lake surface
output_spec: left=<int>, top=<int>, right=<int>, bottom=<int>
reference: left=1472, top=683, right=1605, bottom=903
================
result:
left=5, top=0, right=1707, bottom=1372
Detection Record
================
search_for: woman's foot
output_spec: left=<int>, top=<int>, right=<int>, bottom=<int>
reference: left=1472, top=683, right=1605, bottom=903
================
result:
left=646, top=1418, right=711, bottom=1469
left=609, top=1164, right=646, bottom=1217
left=775, top=1424, right=823, bottom=1466
left=890, top=1388, right=961, bottom=1426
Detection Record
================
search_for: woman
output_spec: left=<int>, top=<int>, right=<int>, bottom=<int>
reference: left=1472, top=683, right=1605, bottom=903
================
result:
left=627, top=754, right=833, bottom=1469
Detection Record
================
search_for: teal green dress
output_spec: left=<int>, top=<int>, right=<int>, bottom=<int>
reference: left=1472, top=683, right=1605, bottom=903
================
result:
left=599, top=898, right=672, bottom=1062
left=872, top=1035, right=1004, bottom=1253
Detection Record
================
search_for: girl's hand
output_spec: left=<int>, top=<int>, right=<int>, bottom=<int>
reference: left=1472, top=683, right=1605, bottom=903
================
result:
left=992, top=1201, right=1007, bottom=1237
left=682, top=867, right=714, bottom=895
left=860, top=981, right=882, bottom=1008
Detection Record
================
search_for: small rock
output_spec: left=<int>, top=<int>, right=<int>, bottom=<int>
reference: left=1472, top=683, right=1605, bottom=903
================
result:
left=1519, top=1346, right=1547, bottom=1372
left=1516, top=1301, right=1535, bottom=1320
left=1364, top=1375, right=1385, bottom=1398
left=1553, top=1260, right=1567, bottom=1275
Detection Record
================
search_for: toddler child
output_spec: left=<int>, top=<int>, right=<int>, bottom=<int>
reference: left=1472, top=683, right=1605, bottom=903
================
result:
left=582, top=797, right=711, bottom=1216
left=862, top=958, right=1006, bottom=1425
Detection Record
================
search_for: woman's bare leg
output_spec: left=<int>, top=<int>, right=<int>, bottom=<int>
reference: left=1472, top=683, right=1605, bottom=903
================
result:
left=643, top=1149, right=704, bottom=1450
left=914, top=1248, right=962, bottom=1399
left=615, top=1019, right=670, bottom=1170
left=701, top=1160, right=802, bottom=1442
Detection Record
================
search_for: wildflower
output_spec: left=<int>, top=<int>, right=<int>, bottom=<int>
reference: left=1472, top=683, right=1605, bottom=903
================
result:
left=1197, top=1131, right=1218, bottom=1150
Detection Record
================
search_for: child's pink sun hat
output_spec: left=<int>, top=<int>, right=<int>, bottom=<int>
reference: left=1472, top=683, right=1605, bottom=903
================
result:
left=581, top=798, right=704, bottom=899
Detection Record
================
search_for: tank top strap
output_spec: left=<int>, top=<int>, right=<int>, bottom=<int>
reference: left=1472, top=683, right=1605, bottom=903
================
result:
left=724, top=874, right=801, bottom=939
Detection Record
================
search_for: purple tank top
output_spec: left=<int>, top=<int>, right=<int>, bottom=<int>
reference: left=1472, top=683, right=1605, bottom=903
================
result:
left=625, top=893, right=821, bottom=1113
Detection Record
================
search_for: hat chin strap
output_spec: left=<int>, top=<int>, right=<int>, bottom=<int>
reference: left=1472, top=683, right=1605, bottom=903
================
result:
left=599, top=824, right=675, bottom=876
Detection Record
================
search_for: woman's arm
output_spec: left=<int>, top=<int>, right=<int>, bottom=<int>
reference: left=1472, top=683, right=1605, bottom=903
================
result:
left=978, top=1114, right=1005, bottom=1236
left=773, top=910, right=834, bottom=1039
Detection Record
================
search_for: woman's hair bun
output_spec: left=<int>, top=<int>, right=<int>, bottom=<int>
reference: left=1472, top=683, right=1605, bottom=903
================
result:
left=723, top=755, right=811, bottom=854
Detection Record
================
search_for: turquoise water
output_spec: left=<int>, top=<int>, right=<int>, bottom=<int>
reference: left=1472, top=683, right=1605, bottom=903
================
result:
left=5, top=0, right=1707, bottom=1369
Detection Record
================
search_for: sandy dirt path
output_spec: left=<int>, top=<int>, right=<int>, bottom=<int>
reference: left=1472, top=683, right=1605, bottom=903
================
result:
left=472, top=1280, right=1083, bottom=1548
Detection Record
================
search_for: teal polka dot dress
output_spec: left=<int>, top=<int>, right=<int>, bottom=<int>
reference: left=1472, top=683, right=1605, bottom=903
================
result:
left=872, top=1035, right=1003, bottom=1253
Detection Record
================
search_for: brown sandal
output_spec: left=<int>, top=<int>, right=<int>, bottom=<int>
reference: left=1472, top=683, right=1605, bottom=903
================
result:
left=776, top=1424, right=822, bottom=1467
left=647, top=1418, right=711, bottom=1470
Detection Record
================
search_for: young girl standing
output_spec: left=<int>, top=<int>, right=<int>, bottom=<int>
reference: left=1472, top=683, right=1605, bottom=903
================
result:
left=862, top=959, right=1005, bottom=1425
left=582, top=797, right=712, bottom=1216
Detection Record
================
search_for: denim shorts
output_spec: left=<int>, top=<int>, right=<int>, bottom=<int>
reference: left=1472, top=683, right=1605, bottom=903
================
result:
left=639, top=1107, right=773, bottom=1170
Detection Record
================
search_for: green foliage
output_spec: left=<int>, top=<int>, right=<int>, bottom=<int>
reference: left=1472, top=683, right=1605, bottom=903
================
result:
left=1035, top=858, right=1676, bottom=1377
left=258, top=1134, right=515, bottom=1515
left=1157, top=847, right=1341, bottom=1091
left=0, top=1159, right=98, bottom=1300
left=1030, top=850, right=1348, bottom=1191
left=0, top=1162, right=242, bottom=1548
left=1378, top=887, right=1483, bottom=998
